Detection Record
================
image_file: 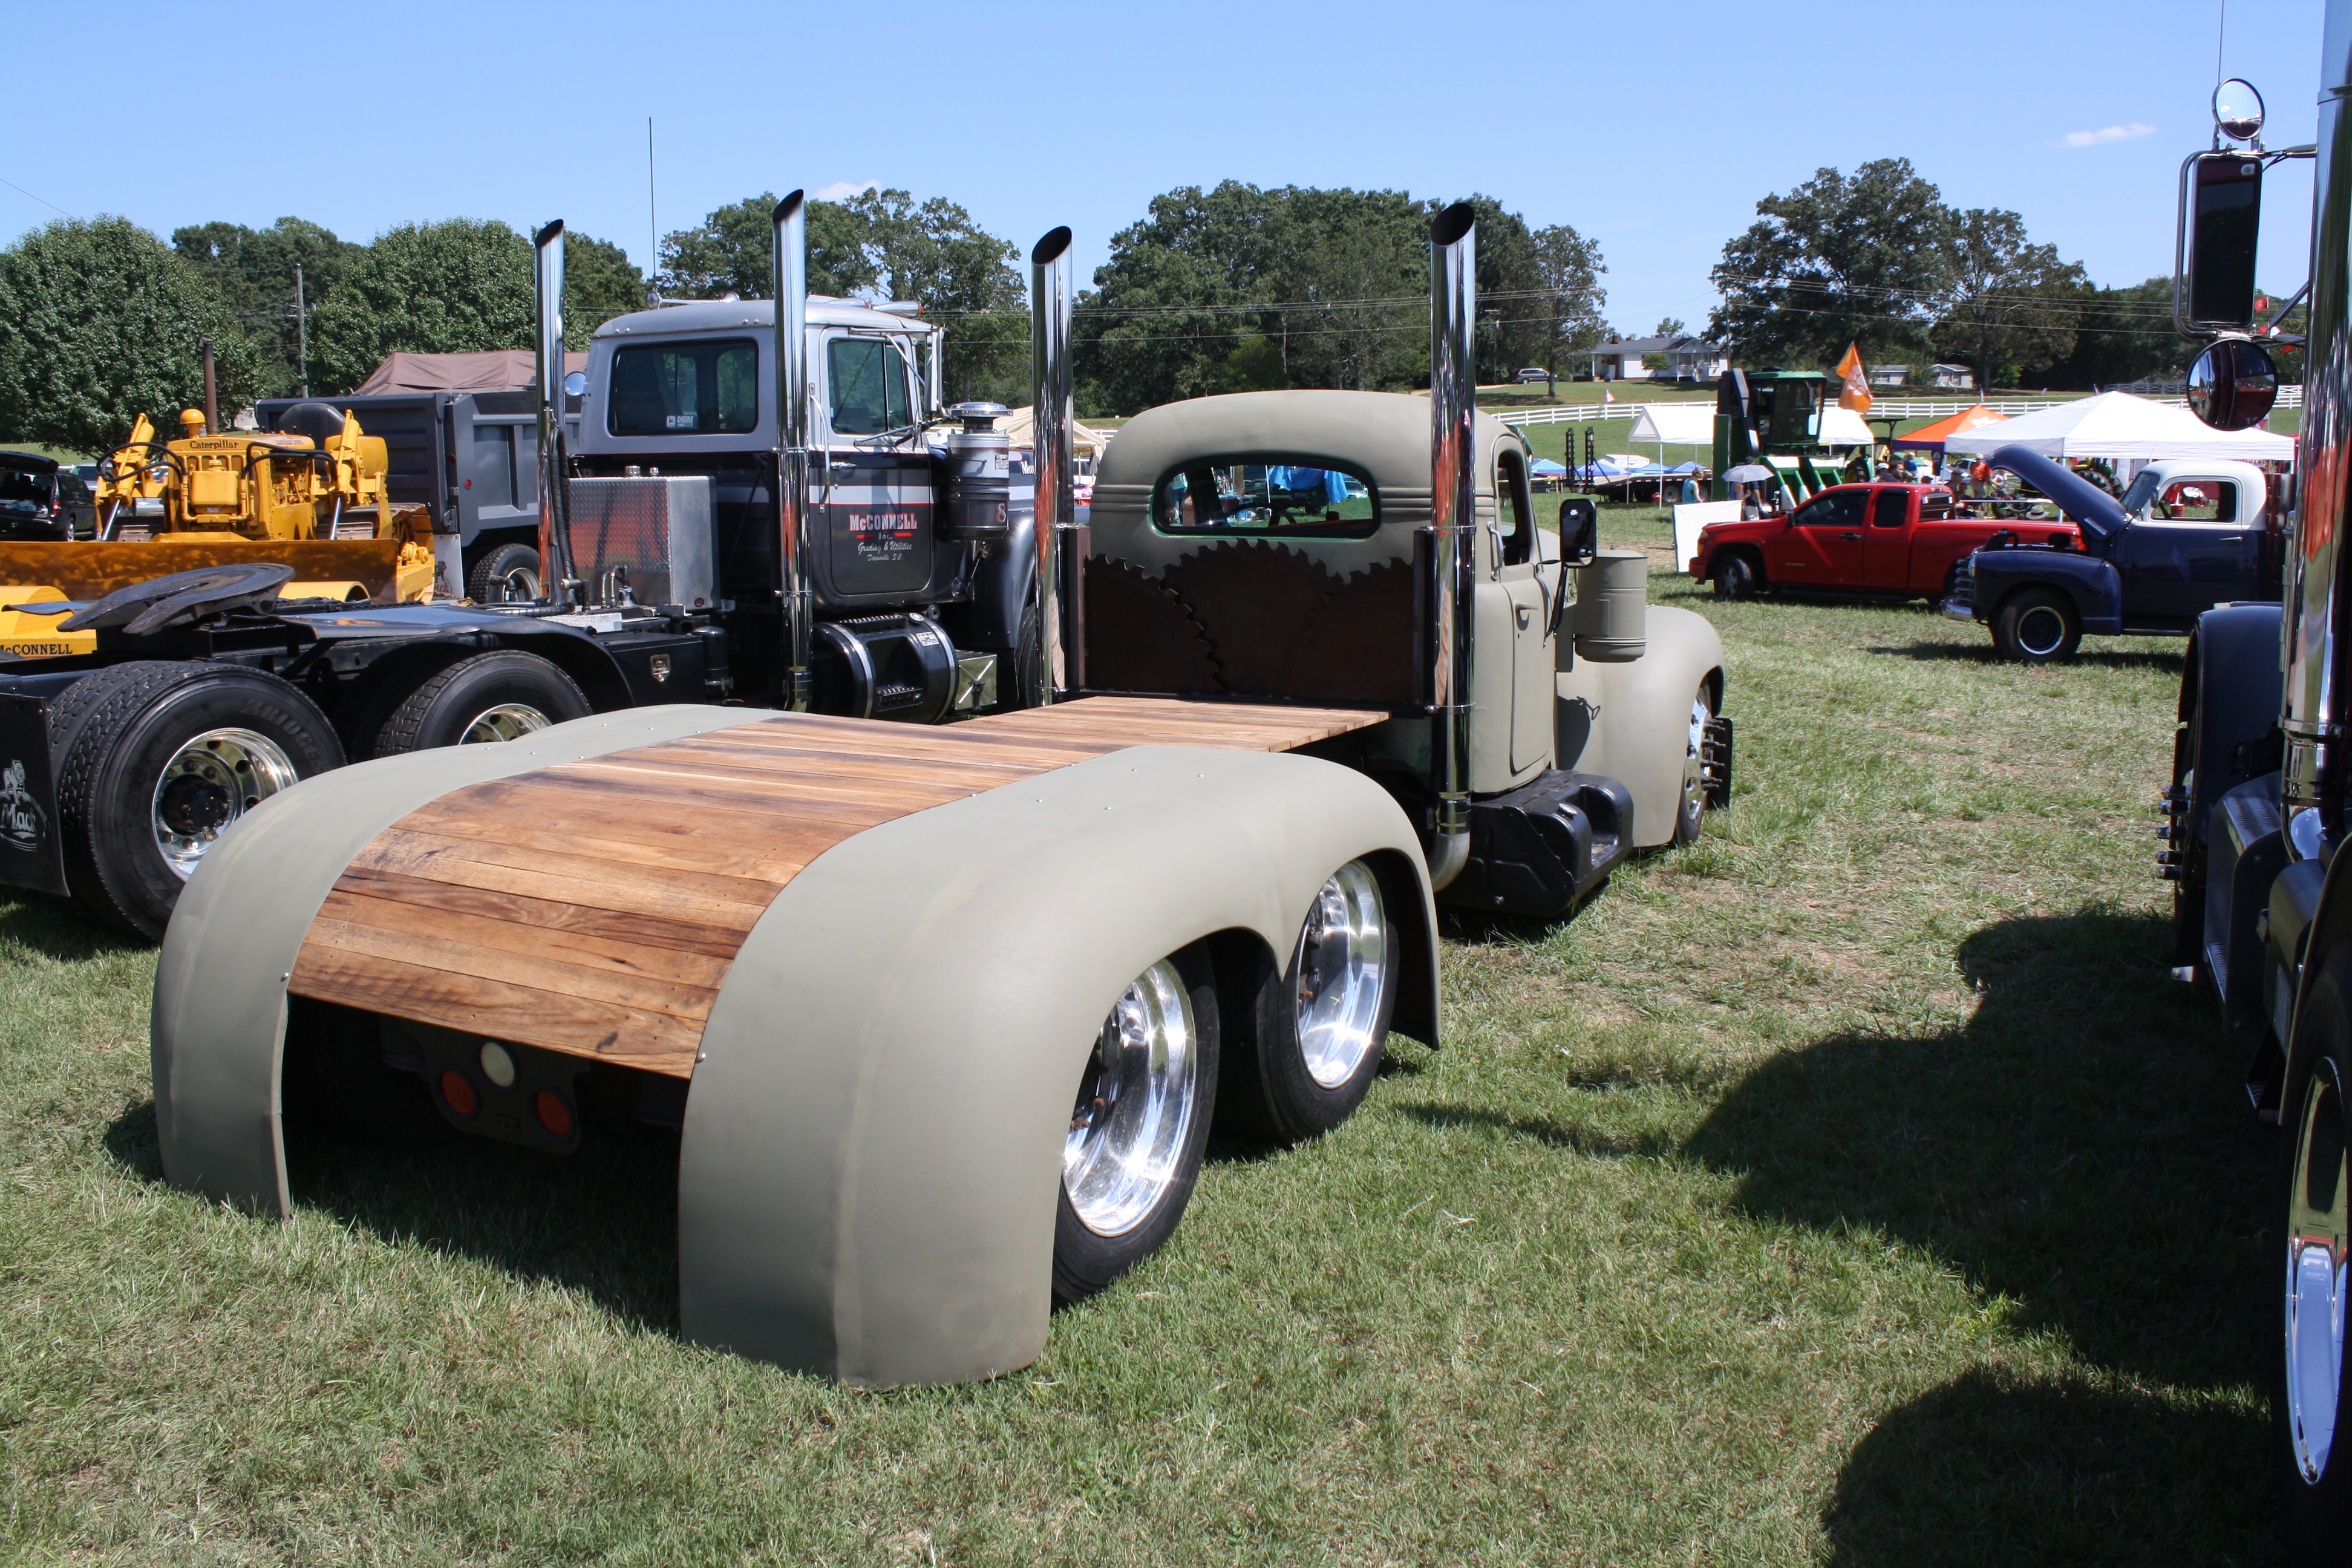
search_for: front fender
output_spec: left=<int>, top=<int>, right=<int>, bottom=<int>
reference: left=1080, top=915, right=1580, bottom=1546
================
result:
left=1968, top=548, right=2123, bottom=634
left=1553, top=604, right=1725, bottom=849
left=677, top=745, right=1434, bottom=1386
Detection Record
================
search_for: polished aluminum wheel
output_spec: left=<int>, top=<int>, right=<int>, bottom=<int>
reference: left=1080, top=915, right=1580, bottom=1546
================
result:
left=2016, top=604, right=2069, bottom=658
left=2288, top=1056, right=2350, bottom=1483
left=458, top=703, right=554, bottom=745
left=1683, top=694, right=1711, bottom=822
left=1295, top=860, right=1388, bottom=1089
left=151, top=728, right=299, bottom=880
left=1064, top=959, right=1201, bottom=1237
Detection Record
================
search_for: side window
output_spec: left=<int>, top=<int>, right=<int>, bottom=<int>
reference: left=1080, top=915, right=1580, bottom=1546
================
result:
left=1796, top=490, right=1864, bottom=528
left=1495, top=449, right=1534, bottom=565
left=828, top=338, right=912, bottom=436
left=1792, top=495, right=1832, bottom=528
left=1872, top=489, right=1907, bottom=528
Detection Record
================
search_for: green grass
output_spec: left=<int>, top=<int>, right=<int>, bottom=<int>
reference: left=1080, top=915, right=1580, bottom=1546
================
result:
left=0, top=514, right=2279, bottom=1564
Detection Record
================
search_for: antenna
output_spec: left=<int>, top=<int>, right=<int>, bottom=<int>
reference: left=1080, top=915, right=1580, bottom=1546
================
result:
left=2216, top=0, right=2226, bottom=88
left=647, top=117, right=658, bottom=296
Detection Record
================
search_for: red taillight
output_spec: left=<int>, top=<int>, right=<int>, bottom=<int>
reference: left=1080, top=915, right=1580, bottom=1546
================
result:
left=438, top=1068, right=477, bottom=1118
left=532, top=1089, right=573, bottom=1141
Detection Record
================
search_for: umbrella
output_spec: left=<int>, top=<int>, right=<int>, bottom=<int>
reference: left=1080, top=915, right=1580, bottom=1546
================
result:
left=1722, top=464, right=1774, bottom=482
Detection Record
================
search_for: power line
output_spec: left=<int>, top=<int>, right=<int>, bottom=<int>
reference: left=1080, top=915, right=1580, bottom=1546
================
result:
left=0, top=175, right=71, bottom=218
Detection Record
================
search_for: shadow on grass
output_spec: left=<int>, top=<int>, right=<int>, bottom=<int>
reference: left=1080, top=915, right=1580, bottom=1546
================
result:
left=1866, top=639, right=2186, bottom=673
left=1684, top=906, right=2268, bottom=1391
left=1393, top=1101, right=1675, bottom=1159
left=0, top=894, right=148, bottom=962
left=1821, top=1367, right=2273, bottom=1567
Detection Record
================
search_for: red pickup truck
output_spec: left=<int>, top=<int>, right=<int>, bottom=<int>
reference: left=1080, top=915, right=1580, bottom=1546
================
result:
left=1689, top=483, right=2083, bottom=603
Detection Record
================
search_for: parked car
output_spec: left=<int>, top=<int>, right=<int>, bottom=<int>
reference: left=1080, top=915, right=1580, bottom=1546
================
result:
left=0, top=451, right=80, bottom=541
left=1689, top=480, right=2081, bottom=603
left=1949, top=448, right=2282, bottom=662
left=1514, top=367, right=1553, bottom=385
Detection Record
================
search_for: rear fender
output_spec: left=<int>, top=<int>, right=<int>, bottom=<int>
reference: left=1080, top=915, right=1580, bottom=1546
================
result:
left=1553, top=604, right=1724, bottom=849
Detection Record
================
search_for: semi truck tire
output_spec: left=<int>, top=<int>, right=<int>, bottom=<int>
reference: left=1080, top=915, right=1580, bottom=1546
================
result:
left=1220, top=859, right=1399, bottom=1144
left=370, top=651, right=591, bottom=756
left=466, top=543, right=543, bottom=605
left=1053, top=942, right=1220, bottom=1303
left=1711, top=554, right=1760, bottom=600
left=51, top=661, right=343, bottom=940
left=2276, top=939, right=2352, bottom=1558
left=1992, top=587, right=2080, bottom=664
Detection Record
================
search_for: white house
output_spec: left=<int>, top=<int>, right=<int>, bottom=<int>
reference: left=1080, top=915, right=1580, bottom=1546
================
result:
left=1584, top=336, right=1728, bottom=382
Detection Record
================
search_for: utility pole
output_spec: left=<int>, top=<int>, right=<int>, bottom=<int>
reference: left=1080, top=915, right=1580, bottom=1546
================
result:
left=294, top=261, right=309, bottom=397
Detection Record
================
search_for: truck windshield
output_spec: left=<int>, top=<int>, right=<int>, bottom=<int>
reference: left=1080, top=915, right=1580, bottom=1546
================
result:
left=1153, top=457, right=1377, bottom=538
left=607, top=339, right=760, bottom=436
left=828, top=338, right=913, bottom=436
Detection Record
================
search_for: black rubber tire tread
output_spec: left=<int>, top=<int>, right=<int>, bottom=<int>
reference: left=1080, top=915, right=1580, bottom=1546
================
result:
left=1216, top=863, right=1400, bottom=1146
left=52, top=661, right=343, bottom=940
left=371, top=650, right=589, bottom=758
left=466, top=542, right=543, bottom=605
left=333, top=642, right=475, bottom=762
left=1053, top=942, right=1220, bottom=1304
left=1992, top=587, right=2080, bottom=664
left=1711, top=553, right=1760, bottom=600
left=2276, top=939, right=2352, bottom=1560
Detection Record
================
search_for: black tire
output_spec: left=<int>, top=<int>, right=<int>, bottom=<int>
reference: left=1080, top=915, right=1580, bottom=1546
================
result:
left=368, top=650, right=590, bottom=758
left=1711, top=553, right=1760, bottom=600
left=466, top=542, right=543, bottom=605
left=1008, top=595, right=1044, bottom=711
left=1992, top=587, right=2080, bottom=663
left=2276, top=939, right=2352, bottom=1560
left=1053, top=942, right=1220, bottom=1303
left=282, top=996, right=447, bottom=1150
left=1218, top=860, right=1399, bottom=1144
left=50, top=661, right=344, bottom=941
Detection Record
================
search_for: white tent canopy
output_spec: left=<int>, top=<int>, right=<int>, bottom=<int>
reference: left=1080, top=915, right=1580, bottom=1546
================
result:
left=1625, top=402, right=1714, bottom=445
left=1942, top=390, right=2293, bottom=462
left=1818, top=406, right=1872, bottom=448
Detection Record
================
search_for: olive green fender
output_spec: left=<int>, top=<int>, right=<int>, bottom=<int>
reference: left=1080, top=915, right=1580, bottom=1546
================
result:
left=151, top=719, right=1436, bottom=1390
left=1555, top=604, right=1725, bottom=849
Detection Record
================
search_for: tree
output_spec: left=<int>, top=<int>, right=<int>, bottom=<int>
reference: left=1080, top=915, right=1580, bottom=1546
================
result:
left=309, top=219, right=534, bottom=393
left=0, top=217, right=260, bottom=456
left=1708, top=159, right=1958, bottom=367
left=1653, top=316, right=1687, bottom=338
left=2034, top=277, right=2190, bottom=390
left=172, top=217, right=363, bottom=397
left=1930, top=208, right=2085, bottom=393
left=1529, top=222, right=1609, bottom=371
left=565, top=233, right=648, bottom=333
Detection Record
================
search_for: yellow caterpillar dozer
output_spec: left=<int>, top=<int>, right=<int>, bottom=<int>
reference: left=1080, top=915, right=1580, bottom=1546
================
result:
left=0, top=402, right=438, bottom=658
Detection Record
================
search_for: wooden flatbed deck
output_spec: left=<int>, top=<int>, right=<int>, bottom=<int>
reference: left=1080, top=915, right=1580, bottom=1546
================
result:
left=287, top=697, right=1391, bottom=1076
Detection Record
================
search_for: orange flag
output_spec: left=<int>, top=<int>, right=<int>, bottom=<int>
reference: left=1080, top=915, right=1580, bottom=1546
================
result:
left=1835, top=343, right=1872, bottom=413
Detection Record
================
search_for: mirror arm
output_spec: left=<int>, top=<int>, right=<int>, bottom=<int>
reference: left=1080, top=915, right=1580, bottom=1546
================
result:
left=2264, top=280, right=2312, bottom=335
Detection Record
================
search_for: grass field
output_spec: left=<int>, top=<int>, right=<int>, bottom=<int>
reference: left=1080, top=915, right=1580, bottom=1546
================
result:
left=0, top=505, right=2281, bottom=1565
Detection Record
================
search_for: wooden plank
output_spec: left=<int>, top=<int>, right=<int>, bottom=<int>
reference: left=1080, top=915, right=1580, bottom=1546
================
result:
left=289, top=945, right=701, bottom=1076
left=315, top=886, right=736, bottom=990
left=362, top=828, right=792, bottom=910
left=302, top=914, right=720, bottom=1023
left=346, top=834, right=777, bottom=929
left=388, top=801, right=843, bottom=884
left=325, top=867, right=746, bottom=959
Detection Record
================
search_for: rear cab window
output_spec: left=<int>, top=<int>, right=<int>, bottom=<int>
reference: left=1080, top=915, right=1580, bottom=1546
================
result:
left=1154, top=455, right=1377, bottom=538
left=1871, top=488, right=1909, bottom=528
left=607, top=338, right=760, bottom=436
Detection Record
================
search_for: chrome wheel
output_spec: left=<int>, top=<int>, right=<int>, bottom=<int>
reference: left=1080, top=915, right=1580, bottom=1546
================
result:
left=1684, top=694, right=1711, bottom=823
left=1064, top=959, right=1203, bottom=1238
left=458, top=703, right=553, bottom=744
left=151, top=728, right=299, bottom=880
left=1295, top=860, right=1388, bottom=1089
left=2016, top=604, right=2068, bottom=658
left=2288, top=1056, right=2350, bottom=1483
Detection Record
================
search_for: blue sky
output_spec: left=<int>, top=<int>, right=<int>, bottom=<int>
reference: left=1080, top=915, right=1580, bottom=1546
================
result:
left=3, top=0, right=2325, bottom=338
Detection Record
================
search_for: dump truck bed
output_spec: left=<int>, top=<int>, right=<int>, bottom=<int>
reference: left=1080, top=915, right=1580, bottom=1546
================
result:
left=286, top=697, right=1390, bottom=1075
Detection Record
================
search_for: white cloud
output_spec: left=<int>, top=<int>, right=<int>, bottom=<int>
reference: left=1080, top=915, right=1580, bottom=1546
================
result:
left=2053, top=122, right=2157, bottom=148
left=814, top=179, right=880, bottom=200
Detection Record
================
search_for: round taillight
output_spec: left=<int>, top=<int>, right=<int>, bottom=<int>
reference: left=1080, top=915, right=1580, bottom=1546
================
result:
left=438, top=1068, right=477, bottom=1119
left=478, top=1040, right=517, bottom=1088
left=532, top=1089, right=573, bottom=1141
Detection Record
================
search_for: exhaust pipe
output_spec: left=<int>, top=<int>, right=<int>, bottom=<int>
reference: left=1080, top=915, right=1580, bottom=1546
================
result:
left=1424, top=201, right=1479, bottom=891
left=532, top=220, right=580, bottom=604
left=773, top=192, right=814, bottom=711
left=200, top=339, right=219, bottom=436
left=1030, top=226, right=1078, bottom=704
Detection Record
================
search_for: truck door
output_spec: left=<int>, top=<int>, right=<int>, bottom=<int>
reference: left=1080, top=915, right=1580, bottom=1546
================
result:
left=818, top=332, right=937, bottom=602
left=2117, top=478, right=2262, bottom=622
left=1777, top=489, right=1866, bottom=585
left=1861, top=486, right=1910, bottom=587
left=1494, top=449, right=1553, bottom=776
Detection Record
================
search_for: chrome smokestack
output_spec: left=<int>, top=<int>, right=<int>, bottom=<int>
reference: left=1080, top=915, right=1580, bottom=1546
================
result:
left=1030, top=225, right=1077, bottom=703
left=532, top=220, right=578, bottom=603
left=773, top=192, right=814, bottom=711
left=1425, top=201, right=1479, bottom=891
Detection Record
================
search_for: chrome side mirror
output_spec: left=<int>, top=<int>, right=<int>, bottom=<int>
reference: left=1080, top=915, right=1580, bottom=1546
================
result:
left=2216, top=78, right=2265, bottom=144
left=2186, top=337, right=2280, bottom=430
left=562, top=370, right=588, bottom=398
left=1559, top=496, right=1598, bottom=566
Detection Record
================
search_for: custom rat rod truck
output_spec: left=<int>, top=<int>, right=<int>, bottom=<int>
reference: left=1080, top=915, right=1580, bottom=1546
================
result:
left=151, top=202, right=1733, bottom=1388
left=1688, top=480, right=2080, bottom=605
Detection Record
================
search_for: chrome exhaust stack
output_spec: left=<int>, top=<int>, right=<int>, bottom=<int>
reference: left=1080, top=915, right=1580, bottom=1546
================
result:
left=1030, top=226, right=1077, bottom=704
left=532, top=220, right=580, bottom=603
left=1424, top=201, right=1479, bottom=890
left=773, top=192, right=814, bottom=711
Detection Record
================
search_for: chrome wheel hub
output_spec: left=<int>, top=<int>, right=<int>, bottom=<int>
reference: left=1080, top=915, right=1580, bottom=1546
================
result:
left=1064, top=960, right=1200, bottom=1237
left=2288, top=1058, right=2350, bottom=1484
left=1295, top=860, right=1387, bottom=1088
left=1684, top=694, right=1710, bottom=820
left=152, top=728, right=299, bottom=880
left=459, top=703, right=553, bottom=744
left=2017, top=607, right=2066, bottom=657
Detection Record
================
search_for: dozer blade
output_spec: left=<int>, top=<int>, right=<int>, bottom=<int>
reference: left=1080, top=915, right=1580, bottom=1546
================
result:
left=0, top=540, right=403, bottom=608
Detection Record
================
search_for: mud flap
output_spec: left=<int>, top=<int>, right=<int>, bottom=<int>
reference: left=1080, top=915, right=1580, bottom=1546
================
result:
left=0, top=692, right=67, bottom=895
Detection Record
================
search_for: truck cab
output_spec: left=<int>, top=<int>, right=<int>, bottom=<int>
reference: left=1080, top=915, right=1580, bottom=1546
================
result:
left=1691, top=480, right=2082, bottom=603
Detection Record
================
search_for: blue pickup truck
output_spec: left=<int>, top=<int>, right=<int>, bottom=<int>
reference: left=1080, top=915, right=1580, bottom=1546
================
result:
left=1945, top=445, right=2282, bottom=661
